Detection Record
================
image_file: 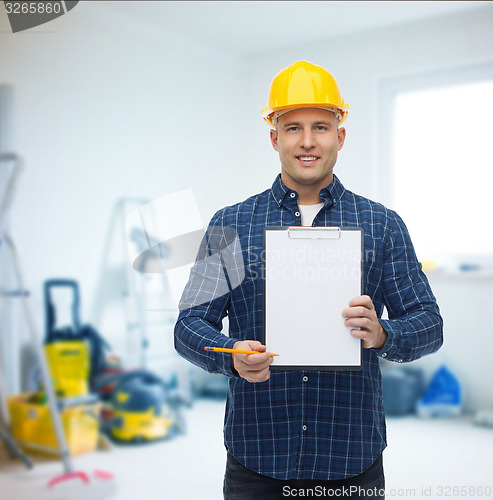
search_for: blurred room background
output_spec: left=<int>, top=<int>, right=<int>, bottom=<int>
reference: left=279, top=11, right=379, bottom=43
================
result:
left=1, top=2, right=492, bottom=499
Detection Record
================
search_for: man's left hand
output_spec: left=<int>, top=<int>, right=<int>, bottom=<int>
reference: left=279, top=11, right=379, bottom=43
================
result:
left=342, top=295, right=388, bottom=349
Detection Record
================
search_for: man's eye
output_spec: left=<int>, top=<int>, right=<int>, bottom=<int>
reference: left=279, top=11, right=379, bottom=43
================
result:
left=315, top=126, right=328, bottom=131
left=286, top=126, right=299, bottom=132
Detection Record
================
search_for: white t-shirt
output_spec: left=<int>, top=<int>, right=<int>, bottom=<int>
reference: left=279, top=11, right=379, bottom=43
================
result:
left=298, top=203, right=324, bottom=227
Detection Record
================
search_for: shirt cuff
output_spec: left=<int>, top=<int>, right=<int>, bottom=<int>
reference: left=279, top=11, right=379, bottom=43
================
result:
left=377, top=319, right=405, bottom=363
left=205, top=337, right=241, bottom=378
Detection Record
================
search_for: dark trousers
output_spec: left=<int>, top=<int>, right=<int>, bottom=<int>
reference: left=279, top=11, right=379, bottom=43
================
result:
left=223, top=451, right=385, bottom=499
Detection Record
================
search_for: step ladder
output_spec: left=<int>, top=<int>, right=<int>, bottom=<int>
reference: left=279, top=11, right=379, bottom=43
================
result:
left=92, top=198, right=180, bottom=370
left=0, top=153, right=107, bottom=485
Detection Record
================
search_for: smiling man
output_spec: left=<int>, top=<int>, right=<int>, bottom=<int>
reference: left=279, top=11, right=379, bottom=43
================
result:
left=175, top=61, right=443, bottom=499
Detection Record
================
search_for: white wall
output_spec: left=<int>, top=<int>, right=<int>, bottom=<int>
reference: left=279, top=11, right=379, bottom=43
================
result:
left=1, top=2, right=492, bottom=410
left=1, top=2, right=246, bottom=277
left=0, top=2, right=254, bottom=384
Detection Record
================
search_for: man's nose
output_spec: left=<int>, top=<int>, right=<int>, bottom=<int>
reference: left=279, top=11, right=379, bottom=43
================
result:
left=300, top=130, right=316, bottom=149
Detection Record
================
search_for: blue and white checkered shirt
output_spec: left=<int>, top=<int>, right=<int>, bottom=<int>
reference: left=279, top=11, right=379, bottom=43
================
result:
left=174, top=174, right=443, bottom=480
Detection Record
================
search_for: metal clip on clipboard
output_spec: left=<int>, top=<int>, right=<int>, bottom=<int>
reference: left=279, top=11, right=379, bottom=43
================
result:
left=287, top=227, right=342, bottom=239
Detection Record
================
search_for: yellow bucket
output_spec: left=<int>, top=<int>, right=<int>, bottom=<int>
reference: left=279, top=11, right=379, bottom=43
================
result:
left=7, top=392, right=100, bottom=457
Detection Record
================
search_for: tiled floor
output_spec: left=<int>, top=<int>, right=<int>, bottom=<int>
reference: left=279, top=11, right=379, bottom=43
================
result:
left=1, top=399, right=492, bottom=500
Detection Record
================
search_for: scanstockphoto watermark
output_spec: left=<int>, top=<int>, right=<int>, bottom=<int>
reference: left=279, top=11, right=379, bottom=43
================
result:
left=2, top=1, right=79, bottom=33
left=282, top=485, right=385, bottom=497
left=282, top=484, right=493, bottom=497
left=124, top=213, right=374, bottom=308
left=261, top=245, right=363, bottom=285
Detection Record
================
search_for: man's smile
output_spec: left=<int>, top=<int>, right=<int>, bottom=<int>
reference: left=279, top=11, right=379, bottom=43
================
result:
left=296, top=155, right=320, bottom=165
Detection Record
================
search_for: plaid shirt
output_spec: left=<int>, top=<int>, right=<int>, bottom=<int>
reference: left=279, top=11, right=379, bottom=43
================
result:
left=174, top=174, right=443, bottom=480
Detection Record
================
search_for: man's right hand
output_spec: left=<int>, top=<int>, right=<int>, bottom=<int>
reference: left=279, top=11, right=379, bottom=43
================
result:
left=231, top=340, right=273, bottom=383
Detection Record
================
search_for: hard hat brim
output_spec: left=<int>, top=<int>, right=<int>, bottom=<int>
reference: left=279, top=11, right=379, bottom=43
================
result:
left=261, top=103, right=349, bottom=128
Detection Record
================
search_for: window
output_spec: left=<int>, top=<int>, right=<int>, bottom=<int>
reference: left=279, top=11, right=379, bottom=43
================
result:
left=378, top=64, right=493, bottom=265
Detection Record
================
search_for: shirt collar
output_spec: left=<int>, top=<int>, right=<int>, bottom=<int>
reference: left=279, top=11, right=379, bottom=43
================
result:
left=270, top=173, right=346, bottom=207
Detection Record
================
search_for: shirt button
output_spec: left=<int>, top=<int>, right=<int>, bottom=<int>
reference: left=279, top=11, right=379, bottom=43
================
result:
left=398, top=359, right=403, bottom=363
left=303, top=376, right=308, bottom=382
left=295, top=211, right=300, bottom=217
left=381, top=353, right=387, bottom=358
left=290, top=192, right=296, bottom=198
left=302, top=425, right=307, bottom=431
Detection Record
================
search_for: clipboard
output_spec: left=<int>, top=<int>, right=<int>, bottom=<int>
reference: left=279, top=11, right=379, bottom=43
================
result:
left=263, top=226, right=363, bottom=371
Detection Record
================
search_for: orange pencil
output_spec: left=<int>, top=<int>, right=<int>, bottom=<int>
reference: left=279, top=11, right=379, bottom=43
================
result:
left=204, top=346, right=279, bottom=357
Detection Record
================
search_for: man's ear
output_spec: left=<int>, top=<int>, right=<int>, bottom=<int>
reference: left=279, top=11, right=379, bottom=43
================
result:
left=270, top=128, right=279, bottom=152
left=337, top=127, right=346, bottom=151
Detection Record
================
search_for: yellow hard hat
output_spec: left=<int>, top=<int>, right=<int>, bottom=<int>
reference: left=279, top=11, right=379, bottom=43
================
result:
left=261, top=60, right=349, bottom=127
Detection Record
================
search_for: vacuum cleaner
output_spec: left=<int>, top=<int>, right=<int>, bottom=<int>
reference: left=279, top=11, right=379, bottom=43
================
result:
left=94, top=370, right=186, bottom=443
